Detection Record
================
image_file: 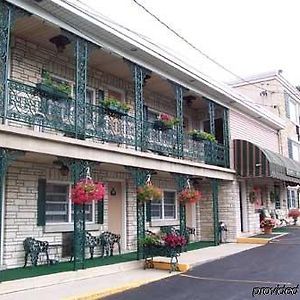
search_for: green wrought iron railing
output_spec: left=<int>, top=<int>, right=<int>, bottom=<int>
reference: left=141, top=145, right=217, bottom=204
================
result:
left=4, top=79, right=228, bottom=167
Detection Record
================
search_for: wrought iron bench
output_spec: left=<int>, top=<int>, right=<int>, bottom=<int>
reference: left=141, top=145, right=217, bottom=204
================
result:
left=23, top=237, right=50, bottom=267
left=68, top=232, right=99, bottom=261
left=99, top=231, right=121, bottom=257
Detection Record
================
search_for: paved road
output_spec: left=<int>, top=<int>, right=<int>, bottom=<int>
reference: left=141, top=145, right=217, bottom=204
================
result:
left=104, top=228, right=300, bottom=300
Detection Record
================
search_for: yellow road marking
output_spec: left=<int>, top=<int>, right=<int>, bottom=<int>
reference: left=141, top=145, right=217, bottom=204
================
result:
left=179, top=274, right=293, bottom=285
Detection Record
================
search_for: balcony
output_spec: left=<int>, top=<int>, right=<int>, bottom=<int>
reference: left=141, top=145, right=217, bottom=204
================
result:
left=4, top=80, right=228, bottom=167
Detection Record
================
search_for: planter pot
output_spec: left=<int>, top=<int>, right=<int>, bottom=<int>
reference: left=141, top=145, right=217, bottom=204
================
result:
left=36, top=83, right=70, bottom=100
left=190, top=134, right=205, bottom=142
left=153, top=120, right=172, bottom=131
left=104, top=105, right=128, bottom=118
left=264, top=227, right=273, bottom=234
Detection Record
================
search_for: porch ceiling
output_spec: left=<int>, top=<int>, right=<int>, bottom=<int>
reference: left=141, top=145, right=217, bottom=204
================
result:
left=12, top=15, right=174, bottom=99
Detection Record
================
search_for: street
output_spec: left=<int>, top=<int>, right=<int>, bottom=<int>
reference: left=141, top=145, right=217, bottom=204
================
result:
left=105, top=228, right=300, bottom=300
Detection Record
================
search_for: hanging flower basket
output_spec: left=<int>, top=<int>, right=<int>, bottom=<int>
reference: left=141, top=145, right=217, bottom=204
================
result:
left=137, top=184, right=162, bottom=202
left=71, top=178, right=105, bottom=204
left=178, top=188, right=201, bottom=203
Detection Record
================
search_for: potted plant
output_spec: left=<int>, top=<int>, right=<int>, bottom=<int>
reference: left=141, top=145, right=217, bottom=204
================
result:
left=178, top=188, right=201, bottom=203
left=137, top=184, right=162, bottom=202
left=288, top=209, right=300, bottom=225
left=153, top=113, right=179, bottom=131
left=188, top=129, right=216, bottom=143
left=36, top=70, right=72, bottom=100
left=102, top=98, right=130, bottom=118
left=260, top=218, right=276, bottom=234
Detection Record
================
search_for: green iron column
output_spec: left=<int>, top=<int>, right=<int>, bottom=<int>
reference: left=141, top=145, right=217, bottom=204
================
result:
left=208, top=100, right=216, bottom=164
left=208, top=100, right=215, bottom=136
left=74, top=37, right=88, bottom=139
left=0, top=1, right=29, bottom=123
left=61, top=158, right=91, bottom=270
left=128, top=167, right=149, bottom=260
left=211, top=178, right=220, bottom=246
left=173, top=83, right=184, bottom=159
left=0, top=1, right=11, bottom=123
left=174, top=174, right=188, bottom=236
left=222, top=108, right=230, bottom=168
left=130, top=63, right=151, bottom=151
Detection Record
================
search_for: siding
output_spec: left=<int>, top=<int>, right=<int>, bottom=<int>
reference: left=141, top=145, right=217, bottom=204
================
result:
left=230, top=109, right=279, bottom=152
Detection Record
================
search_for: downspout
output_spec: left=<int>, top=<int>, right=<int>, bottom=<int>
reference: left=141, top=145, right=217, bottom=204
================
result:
left=0, top=174, right=5, bottom=267
left=276, top=105, right=283, bottom=155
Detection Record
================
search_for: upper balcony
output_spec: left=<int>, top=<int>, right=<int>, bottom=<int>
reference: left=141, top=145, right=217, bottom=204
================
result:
left=0, top=2, right=230, bottom=169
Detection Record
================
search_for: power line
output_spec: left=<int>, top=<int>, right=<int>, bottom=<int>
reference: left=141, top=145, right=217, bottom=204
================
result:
left=132, top=0, right=300, bottom=99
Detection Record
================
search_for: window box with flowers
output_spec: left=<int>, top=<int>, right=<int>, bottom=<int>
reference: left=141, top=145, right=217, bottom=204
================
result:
left=36, top=70, right=72, bottom=100
left=102, top=98, right=130, bottom=118
left=260, top=218, right=276, bottom=234
left=188, top=129, right=216, bottom=143
left=153, top=113, right=179, bottom=131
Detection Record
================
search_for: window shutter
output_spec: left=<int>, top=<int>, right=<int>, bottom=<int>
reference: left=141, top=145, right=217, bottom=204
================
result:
left=288, top=138, right=293, bottom=159
left=146, top=202, right=151, bottom=222
left=284, top=92, right=290, bottom=118
left=287, top=190, right=291, bottom=209
left=37, top=178, right=46, bottom=226
left=97, top=200, right=104, bottom=224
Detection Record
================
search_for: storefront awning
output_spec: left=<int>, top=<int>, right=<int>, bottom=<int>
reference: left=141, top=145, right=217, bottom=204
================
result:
left=233, top=139, right=300, bottom=184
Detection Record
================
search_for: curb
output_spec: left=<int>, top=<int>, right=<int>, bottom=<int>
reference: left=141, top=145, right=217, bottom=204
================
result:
left=64, top=276, right=173, bottom=300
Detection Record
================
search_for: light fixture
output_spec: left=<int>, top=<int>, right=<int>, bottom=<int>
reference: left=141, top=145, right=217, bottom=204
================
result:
left=49, top=34, right=70, bottom=53
left=60, top=165, right=69, bottom=176
left=110, top=187, right=117, bottom=196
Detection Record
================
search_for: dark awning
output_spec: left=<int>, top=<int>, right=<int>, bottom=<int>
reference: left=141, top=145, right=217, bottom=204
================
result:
left=233, top=139, right=300, bottom=184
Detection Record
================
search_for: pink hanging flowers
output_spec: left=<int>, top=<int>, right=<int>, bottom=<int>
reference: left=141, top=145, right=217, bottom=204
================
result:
left=178, top=188, right=201, bottom=203
left=71, top=179, right=105, bottom=204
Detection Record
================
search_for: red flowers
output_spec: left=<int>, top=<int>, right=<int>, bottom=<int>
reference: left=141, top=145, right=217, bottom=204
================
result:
left=178, top=188, right=201, bottom=203
left=160, top=113, right=173, bottom=122
left=163, top=234, right=186, bottom=248
left=71, top=179, right=105, bottom=204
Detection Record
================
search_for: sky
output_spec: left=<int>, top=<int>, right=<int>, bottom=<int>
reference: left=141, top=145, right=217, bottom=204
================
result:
left=71, top=0, right=300, bottom=86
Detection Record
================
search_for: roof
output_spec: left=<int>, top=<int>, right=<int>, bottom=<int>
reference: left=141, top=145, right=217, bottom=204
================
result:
left=7, top=0, right=285, bottom=130
left=229, top=70, right=300, bottom=102
left=234, top=139, right=300, bottom=184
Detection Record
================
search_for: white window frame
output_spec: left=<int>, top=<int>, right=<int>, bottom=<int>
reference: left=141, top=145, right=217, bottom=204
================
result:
left=151, top=189, right=178, bottom=221
left=289, top=98, right=298, bottom=124
left=45, top=181, right=96, bottom=225
left=287, top=187, right=299, bottom=209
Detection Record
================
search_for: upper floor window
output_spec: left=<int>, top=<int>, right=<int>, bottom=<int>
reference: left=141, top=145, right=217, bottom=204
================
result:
left=289, top=99, right=298, bottom=124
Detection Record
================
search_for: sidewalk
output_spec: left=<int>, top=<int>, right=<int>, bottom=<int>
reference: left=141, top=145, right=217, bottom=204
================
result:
left=0, top=243, right=262, bottom=300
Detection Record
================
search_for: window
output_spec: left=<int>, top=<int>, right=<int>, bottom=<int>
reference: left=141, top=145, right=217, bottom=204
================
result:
left=287, top=188, right=298, bottom=209
left=45, top=182, right=94, bottom=224
left=292, top=143, right=299, bottom=162
left=151, top=191, right=177, bottom=220
left=289, top=99, right=298, bottom=124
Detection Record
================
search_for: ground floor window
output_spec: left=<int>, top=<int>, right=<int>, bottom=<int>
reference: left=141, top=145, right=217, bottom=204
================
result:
left=287, top=188, right=299, bottom=209
left=151, top=190, right=177, bottom=220
left=45, top=182, right=94, bottom=224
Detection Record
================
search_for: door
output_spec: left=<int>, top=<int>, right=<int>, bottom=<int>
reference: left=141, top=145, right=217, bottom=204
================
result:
left=107, top=182, right=123, bottom=236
